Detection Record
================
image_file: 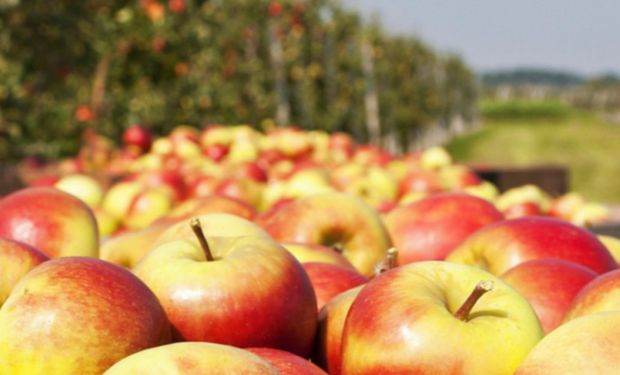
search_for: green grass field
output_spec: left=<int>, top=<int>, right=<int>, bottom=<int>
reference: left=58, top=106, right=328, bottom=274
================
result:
left=445, top=102, right=620, bottom=203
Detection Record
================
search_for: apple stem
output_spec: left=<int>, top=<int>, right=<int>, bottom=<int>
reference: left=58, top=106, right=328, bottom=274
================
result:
left=375, top=247, right=399, bottom=276
left=454, top=281, right=494, bottom=321
left=190, top=218, right=214, bottom=261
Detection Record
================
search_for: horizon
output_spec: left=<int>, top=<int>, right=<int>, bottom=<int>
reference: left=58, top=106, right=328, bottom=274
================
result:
left=342, top=0, right=620, bottom=77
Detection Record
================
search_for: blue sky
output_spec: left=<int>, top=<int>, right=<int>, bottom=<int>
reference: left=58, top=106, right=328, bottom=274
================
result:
left=342, top=0, right=620, bottom=76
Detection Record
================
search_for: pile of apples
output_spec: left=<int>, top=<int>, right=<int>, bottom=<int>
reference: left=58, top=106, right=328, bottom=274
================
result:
left=1, top=124, right=619, bottom=374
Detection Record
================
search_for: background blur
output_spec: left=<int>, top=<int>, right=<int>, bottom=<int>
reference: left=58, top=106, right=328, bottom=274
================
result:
left=1, top=0, right=619, bottom=200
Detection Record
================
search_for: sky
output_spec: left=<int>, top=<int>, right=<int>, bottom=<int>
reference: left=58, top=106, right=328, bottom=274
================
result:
left=342, top=0, right=620, bottom=76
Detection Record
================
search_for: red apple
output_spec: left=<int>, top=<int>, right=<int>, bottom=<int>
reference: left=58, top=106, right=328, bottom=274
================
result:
left=262, top=192, right=393, bottom=276
left=133, top=215, right=318, bottom=357
left=384, top=192, right=504, bottom=264
left=248, top=347, right=328, bottom=375
left=314, top=286, right=363, bottom=375
left=341, top=261, right=543, bottom=374
left=0, top=257, right=170, bottom=374
left=303, top=262, right=368, bottom=311
left=501, top=258, right=597, bottom=333
left=122, top=124, right=153, bottom=152
left=502, top=201, right=544, bottom=219
left=447, top=216, right=617, bottom=275
left=281, top=242, right=356, bottom=270
left=563, top=268, right=620, bottom=322
left=0, top=187, right=99, bottom=258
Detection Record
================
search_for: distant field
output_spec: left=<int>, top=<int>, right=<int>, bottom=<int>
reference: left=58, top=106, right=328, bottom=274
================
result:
left=445, top=102, right=620, bottom=203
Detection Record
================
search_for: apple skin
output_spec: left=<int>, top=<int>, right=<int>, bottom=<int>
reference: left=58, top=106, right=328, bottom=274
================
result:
left=281, top=242, right=356, bottom=270
left=99, top=223, right=168, bottom=268
left=302, top=262, right=368, bottom=311
left=447, top=216, right=617, bottom=275
left=313, top=286, right=363, bottom=375
left=384, top=192, right=504, bottom=264
left=0, top=187, right=99, bottom=258
left=341, top=261, right=543, bottom=375
left=0, top=257, right=171, bottom=374
left=54, top=173, right=104, bottom=208
left=0, top=238, right=49, bottom=305
left=514, top=312, right=620, bottom=375
left=563, top=268, right=620, bottom=322
left=500, top=259, right=597, bottom=333
left=164, top=194, right=258, bottom=223
left=599, top=234, right=620, bottom=264
left=133, top=215, right=318, bottom=357
left=262, top=192, right=392, bottom=277
left=248, top=347, right=328, bottom=375
left=104, top=342, right=280, bottom=375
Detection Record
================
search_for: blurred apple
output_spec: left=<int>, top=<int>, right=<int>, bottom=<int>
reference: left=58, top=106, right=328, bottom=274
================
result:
left=93, top=207, right=120, bottom=238
left=100, top=223, right=168, bottom=268
left=514, top=312, right=620, bottom=374
left=0, top=238, right=48, bottom=306
left=563, top=268, right=620, bottom=322
left=447, top=217, right=617, bottom=275
left=262, top=192, right=392, bottom=276
left=303, top=262, right=368, bottom=311
left=281, top=242, right=356, bottom=270
left=599, top=234, right=620, bottom=264
left=54, top=173, right=104, bottom=208
left=495, top=184, right=552, bottom=214
left=384, top=192, right=503, bottom=264
left=500, top=259, right=597, bottom=333
left=0, top=257, right=170, bottom=374
left=0, top=187, right=99, bottom=258
left=122, top=124, right=153, bottom=153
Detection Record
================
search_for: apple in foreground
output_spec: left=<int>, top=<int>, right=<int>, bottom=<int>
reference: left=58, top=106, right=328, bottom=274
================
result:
left=0, top=238, right=49, bottom=305
left=384, top=192, right=503, bottom=264
left=0, top=187, right=99, bottom=258
left=563, top=268, right=620, bottom=322
left=500, top=259, right=597, bottom=333
left=248, top=347, right=328, bottom=375
left=262, top=192, right=392, bottom=276
left=133, top=215, right=318, bottom=357
left=0, top=257, right=170, bottom=374
left=447, top=216, right=616, bottom=275
left=514, top=312, right=620, bottom=374
left=341, top=261, right=543, bottom=374
left=104, top=342, right=280, bottom=375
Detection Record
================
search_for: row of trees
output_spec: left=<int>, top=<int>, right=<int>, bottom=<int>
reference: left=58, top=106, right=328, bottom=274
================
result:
left=0, top=0, right=478, bottom=160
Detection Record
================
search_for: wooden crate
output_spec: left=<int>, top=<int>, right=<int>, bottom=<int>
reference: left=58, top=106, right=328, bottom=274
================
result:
left=472, top=164, right=568, bottom=196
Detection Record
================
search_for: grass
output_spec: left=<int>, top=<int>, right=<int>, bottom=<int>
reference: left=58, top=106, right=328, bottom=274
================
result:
left=479, top=99, right=572, bottom=120
left=445, top=104, right=620, bottom=203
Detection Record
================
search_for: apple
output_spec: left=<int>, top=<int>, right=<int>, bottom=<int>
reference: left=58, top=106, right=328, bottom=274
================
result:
left=500, top=259, right=597, bottom=333
left=262, top=192, right=392, bottom=276
left=514, top=312, right=620, bottom=374
left=502, top=201, right=544, bottom=219
left=314, top=286, right=363, bottom=375
left=0, top=257, right=170, bottom=374
left=122, top=124, right=153, bottom=152
left=133, top=215, right=318, bottom=357
left=447, top=216, right=617, bottom=275
left=248, top=347, right=328, bottom=375
left=104, top=342, right=280, bottom=374
left=123, top=187, right=174, bottom=230
left=54, top=173, right=104, bottom=208
left=397, top=168, right=443, bottom=197
left=420, top=146, right=452, bottom=170
left=0, top=238, right=48, bottom=306
left=281, top=242, right=356, bottom=270
left=563, top=268, right=620, bottom=322
left=163, top=194, right=258, bottom=224
left=340, top=261, right=543, bottom=374
left=0, top=187, right=99, bottom=258
left=384, top=192, right=504, bottom=264
left=495, top=184, right=552, bottom=215
left=303, top=262, right=368, bottom=311
left=99, top=223, right=168, bottom=268
left=93, top=207, right=120, bottom=238
left=203, top=143, right=230, bottom=162
left=599, top=234, right=620, bottom=264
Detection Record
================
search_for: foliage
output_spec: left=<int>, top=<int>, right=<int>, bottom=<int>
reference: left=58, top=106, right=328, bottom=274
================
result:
left=479, top=100, right=572, bottom=120
left=0, top=0, right=478, bottom=161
